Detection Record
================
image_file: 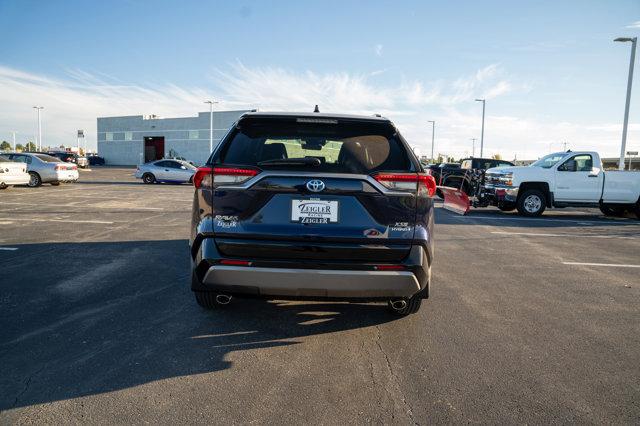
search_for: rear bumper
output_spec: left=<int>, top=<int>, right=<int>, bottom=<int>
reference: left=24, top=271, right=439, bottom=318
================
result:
left=201, top=266, right=421, bottom=298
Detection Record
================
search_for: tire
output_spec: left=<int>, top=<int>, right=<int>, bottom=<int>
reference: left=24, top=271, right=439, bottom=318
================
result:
left=27, top=172, right=42, bottom=188
left=387, top=296, right=422, bottom=316
left=599, top=204, right=627, bottom=217
left=51, top=182, right=60, bottom=186
left=633, top=201, right=640, bottom=220
left=142, top=173, right=156, bottom=184
left=0, top=183, right=8, bottom=190
left=516, top=189, right=546, bottom=217
left=498, top=203, right=516, bottom=212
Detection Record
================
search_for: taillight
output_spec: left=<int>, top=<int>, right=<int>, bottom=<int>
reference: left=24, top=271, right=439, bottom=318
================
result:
left=193, top=167, right=212, bottom=188
left=71, top=165, right=77, bottom=170
left=193, top=166, right=259, bottom=188
left=54, top=164, right=64, bottom=171
left=372, top=172, right=436, bottom=197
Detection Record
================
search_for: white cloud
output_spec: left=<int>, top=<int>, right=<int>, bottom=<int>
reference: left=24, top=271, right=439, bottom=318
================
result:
left=0, top=63, right=636, bottom=160
left=626, top=21, right=640, bottom=29
left=374, top=44, right=383, bottom=57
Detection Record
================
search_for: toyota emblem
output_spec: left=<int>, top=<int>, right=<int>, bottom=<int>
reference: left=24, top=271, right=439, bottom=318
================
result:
left=306, top=179, right=325, bottom=192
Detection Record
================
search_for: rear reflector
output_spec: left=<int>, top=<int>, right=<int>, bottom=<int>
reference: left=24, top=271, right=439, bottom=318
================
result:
left=374, top=265, right=406, bottom=271
left=373, top=172, right=436, bottom=197
left=219, top=259, right=252, bottom=266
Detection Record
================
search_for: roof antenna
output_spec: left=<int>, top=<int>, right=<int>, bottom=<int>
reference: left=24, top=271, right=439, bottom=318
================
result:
left=313, top=105, right=320, bottom=113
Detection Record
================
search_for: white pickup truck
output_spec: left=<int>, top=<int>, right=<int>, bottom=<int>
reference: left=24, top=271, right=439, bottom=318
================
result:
left=482, top=151, right=640, bottom=218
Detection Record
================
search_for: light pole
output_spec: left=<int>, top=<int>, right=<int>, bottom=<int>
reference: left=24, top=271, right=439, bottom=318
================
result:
left=33, top=106, right=43, bottom=151
left=427, top=120, right=435, bottom=164
left=11, top=131, right=16, bottom=150
left=471, top=138, right=477, bottom=157
left=204, top=100, right=218, bottom=153
left=475, top=99, right=485, bottom=157
left=614, top=37, right=637, bottom=171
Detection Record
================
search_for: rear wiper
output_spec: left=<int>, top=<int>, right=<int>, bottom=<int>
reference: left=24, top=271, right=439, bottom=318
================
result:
left=257, top=157, right=321, bottom=167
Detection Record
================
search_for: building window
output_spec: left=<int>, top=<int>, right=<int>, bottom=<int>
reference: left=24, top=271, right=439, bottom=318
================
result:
left=124, top=132, right=133, bottom=141
left=105, top=132, right=113, bottom=141
left=188, top=130, right=199, bottom=139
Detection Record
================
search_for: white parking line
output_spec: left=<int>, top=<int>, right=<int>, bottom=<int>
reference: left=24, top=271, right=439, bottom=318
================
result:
left=563, top=262, right=640, bottom=268
left=453, top=215, right=635, bottom=226
left=0, top=218, right=114, bottom=224
left=0, top=247, right=18, bottom=251
left=491, top=231, right=638, bottom=240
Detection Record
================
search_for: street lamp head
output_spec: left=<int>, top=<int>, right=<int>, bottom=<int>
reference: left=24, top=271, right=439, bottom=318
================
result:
left=614, top=37, right=636, bottom=43
left=475, top=99, right=485, bottom=102
left=428, top=120, right=435, bottom=124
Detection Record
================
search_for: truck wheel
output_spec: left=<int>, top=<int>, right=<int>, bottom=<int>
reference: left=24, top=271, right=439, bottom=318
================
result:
left=633, top=201, right=640, bottom=220
left=517, top=189, right=546, bottom=217
left=599, top=204, right=627, bottom=217
left=387, top=295, right=422, bottom=316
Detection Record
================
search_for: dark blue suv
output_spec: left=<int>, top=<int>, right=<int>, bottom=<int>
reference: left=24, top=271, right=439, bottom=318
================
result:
left=189, top=112, right=436, bottom=316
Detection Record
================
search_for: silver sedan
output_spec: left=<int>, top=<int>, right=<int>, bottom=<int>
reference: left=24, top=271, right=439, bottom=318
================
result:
left=4, top=153, right=79, bottom=187
left=134, top=159, right=196, bottom=184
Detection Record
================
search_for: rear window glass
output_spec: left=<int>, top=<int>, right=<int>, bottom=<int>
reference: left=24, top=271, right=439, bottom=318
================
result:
left=35, top=154, right=62, bottom=162
left=215, top=119, right=412, bottom=174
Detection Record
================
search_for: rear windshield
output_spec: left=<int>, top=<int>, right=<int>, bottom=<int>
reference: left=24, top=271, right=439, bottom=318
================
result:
left=35, top=154, right=62, bottom=162
left=214, top=118, right=413, bottom=174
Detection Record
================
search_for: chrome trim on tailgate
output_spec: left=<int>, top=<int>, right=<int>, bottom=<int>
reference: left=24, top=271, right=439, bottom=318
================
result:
left=202, top=266, right=420, bottom=298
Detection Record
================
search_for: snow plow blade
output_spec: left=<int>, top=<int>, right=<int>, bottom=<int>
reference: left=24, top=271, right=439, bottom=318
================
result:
left=440, top=186, right=470, bottom=215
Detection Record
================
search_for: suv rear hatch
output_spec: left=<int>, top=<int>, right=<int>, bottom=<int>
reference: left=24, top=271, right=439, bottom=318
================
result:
left=196, top=114, right=433, bottom=263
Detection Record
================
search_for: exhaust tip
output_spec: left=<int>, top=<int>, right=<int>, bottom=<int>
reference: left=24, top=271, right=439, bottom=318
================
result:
left=216, top=294, right=232, bottom=305
left=390, top=299, right=407, bottom=311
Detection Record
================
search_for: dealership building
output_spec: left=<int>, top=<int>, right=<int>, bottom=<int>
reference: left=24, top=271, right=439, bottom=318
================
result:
left=97, top=110, right=250, bottom=165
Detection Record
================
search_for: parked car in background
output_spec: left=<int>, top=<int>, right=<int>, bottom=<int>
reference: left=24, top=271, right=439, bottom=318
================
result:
left=47, top=152, right=89, bottom=168
left=87, top=154, right=105, bottom=166
left=189, top=111, right=436, bottom=316
left=0, top=155, right=30, bottom=189
left=134, top=159, right=196, bottom=184
left=483, top=151, right=640, bottom=217
left=4, top=153, right=78, bottom=187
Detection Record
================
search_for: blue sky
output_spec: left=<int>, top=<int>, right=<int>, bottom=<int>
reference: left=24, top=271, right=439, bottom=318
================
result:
left=1, top=0, right=639, bottom=159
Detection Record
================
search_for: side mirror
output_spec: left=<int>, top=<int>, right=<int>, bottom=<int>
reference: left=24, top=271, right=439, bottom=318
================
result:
left=180, top=165, right=187, bottom=170
left=559, top=159, right=577, bottom=172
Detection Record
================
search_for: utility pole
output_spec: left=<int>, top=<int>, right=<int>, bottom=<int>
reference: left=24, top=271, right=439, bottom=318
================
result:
left=33, top=106, right=44, bottom=151
left=471, top=138, right=477, bottom=157
left=11, top=131, right=16, bottom=150
left=427, top=121, right=435, bottom=164
left=614, top=37, right=637, bottom=171
left=475, top=99, right=485, bottom=157
left=204, top=100, right=218, bottom=153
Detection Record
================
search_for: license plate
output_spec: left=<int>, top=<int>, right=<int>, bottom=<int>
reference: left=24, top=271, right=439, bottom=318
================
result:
left=291, top=199, right=338, bottom=224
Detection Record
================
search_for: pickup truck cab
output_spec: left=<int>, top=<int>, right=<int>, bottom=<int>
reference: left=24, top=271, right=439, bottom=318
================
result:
left=483, top=151, right=640, bottom=217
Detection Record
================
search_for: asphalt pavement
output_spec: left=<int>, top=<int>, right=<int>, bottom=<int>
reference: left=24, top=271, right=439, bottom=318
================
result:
left=1, top=167, right=639, bottom=424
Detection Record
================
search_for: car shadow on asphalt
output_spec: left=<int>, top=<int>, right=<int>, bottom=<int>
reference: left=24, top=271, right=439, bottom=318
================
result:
left=0, top=239, right=399, bottom=411
left=435, top=205, right=640, bottom=229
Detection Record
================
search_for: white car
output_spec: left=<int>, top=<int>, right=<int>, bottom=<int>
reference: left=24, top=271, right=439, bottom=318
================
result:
left=0, top=155, right=30, bottom=189
left=4, top=153, right=79, bottom=187
left=134, top=159, right=196, bottom=184
left=483, top=151, right=640, bottom=217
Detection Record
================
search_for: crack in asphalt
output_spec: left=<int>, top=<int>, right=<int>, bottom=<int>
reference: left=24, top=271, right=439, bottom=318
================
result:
left=11, top=365, right=45, bottom=409
left=375, top=325, right=419, bottom=425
